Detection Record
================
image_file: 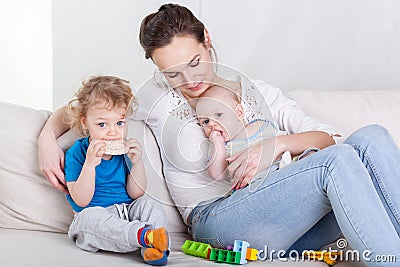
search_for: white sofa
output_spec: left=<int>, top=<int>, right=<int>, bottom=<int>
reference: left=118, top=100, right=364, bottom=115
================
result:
left=1, top=89, right=399, bottom=267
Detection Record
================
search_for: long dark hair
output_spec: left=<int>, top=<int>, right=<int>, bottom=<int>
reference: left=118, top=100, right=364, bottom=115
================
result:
left=139, top=3, right=206, bottom=60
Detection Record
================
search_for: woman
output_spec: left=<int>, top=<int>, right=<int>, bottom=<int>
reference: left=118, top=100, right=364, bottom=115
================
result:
left=39, top=3, right=400, bottom=265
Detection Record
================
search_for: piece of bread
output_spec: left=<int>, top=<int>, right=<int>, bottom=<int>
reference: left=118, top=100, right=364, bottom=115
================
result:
left=104, top=140, right=128, bottom=155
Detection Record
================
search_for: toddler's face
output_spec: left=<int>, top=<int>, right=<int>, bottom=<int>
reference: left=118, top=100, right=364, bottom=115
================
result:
left=81, top=101, right=128, bottom=142
left=196, top=97, right=244, bottom=142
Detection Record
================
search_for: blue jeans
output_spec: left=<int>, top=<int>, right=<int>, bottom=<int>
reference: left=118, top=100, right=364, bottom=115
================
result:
left=189, top=125, right=400, bottom=266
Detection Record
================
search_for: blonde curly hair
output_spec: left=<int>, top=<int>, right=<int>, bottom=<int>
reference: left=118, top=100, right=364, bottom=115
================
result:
left=65, top=76, right=138, bottom=136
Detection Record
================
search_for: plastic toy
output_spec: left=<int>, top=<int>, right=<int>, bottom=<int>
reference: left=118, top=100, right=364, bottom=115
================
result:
left=207, top=248, right=242, bottom=264
left=245, top=248, right=258, bottom=261
left=181, top=239, right=258, bottom=265
left=181, top=240, right=212, bottom=258
left=232, top=240, right=250, bottom=264
left=181, top=239, right=342, bottom=265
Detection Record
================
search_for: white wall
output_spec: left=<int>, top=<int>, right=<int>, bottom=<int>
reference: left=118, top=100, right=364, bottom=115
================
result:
left=4, top=1, right=399, bottom=110
left=52, top=0, right=201, bottom=109
left=52, top=0, right=400, bottom=109
left=204, top=0, right=400, bottom=92
left=0, top=0, right=52, bottom=110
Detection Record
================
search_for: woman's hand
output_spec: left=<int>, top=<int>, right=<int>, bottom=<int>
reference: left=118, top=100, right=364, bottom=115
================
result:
left=125, top=138, right=143, bottom=164
left=227, top=137, right=279, bottom=190
left=38, top=106, right=70, bottom=193
left=38, top=134, right=69, bottom=194
left=227, top=131, right=335, bottom=190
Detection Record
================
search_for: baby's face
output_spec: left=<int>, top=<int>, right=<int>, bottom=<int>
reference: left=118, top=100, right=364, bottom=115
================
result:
left=81, top=101, right=128, bottom=142
left=196, top=96, right=244, bottom=142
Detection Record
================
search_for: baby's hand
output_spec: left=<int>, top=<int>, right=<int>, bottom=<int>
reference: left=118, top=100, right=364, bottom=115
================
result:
left=86, top=139, right=105, bottom=167
left=209, top=131, right=225, bottom=144
left=125, top=138, right=143, bottom=164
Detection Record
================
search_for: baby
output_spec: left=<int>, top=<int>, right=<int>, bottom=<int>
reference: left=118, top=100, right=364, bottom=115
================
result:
left=64, top=75, right=169, bottom=265
left=196, top=84, right=293, bottom=190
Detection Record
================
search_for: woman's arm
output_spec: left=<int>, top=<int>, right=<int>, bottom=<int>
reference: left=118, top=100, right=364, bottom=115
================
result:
left=228, top=131, right=335, bottom=189
left=38, top=106, right=70, bottom=193
left=276, top=131, right=335, bottom=156
left=227, top=80, right=340, bottom=189
left=253, top=80, right=342, bottom=141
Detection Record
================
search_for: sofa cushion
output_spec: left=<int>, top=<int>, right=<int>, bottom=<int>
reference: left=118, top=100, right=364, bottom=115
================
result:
left=0, top=102, right=74, bottom=233
left=3, top=89, right=397, bottom=236
left=286, top=90, right=400, bottom=145
left=0, top=102, right=186, bottom=234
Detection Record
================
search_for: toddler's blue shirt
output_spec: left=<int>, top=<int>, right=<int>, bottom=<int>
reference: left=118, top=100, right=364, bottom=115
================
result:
left=65, top=137, right=133, bottom=212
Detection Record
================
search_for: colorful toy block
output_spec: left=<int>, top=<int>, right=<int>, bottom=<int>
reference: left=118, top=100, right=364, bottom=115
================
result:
left=245, top=248, right=258, bottom=261
left=182, top=239, right=257, bottom=265
left=233, top=240, right=250, bottom=264
left=181, top=240, right=212, bottom=258
left=208, top=248, right=242, bottom=264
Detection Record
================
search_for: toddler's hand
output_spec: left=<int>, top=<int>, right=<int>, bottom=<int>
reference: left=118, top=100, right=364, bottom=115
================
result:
left=86, top=139, right=105, bottom=167
left=209, top=131, right=225, bottom=144
left=125, top=138, right=143, bottom=164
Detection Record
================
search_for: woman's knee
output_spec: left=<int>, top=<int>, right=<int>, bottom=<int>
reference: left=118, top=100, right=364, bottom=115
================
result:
left=345, top=124, right=390, bottom=145
left=327, top=143, right=357, bottom=161
left=321, top=144, right=362, bottom=173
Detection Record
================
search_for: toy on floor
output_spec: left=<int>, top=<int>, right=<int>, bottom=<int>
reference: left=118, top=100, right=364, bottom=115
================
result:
left=181, top=240, right=258, bottom=265
left=181, top=240, right=212, bottom=258
left=182, top=240, right=342, bottom=265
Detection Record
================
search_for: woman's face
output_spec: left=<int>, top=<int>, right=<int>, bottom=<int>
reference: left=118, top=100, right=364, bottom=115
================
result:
left=151, top=36, right=215, bottom=100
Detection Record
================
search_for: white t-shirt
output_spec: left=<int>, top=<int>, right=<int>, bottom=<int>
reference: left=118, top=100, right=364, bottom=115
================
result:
left=134, top=77, right=341, bottom=224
